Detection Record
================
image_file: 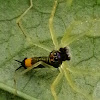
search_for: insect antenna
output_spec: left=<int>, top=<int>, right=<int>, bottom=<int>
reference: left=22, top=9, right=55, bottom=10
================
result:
left=15, top=60, right=23, bottom=71
left=15, top=60, right=22, bottom=63
left=15, top=66, right=23, bottom=71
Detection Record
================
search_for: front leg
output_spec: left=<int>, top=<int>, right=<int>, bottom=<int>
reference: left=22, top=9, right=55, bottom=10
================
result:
left=51, top=67, right=63, bottom=100
left=49, top=0, right=59, bottom=50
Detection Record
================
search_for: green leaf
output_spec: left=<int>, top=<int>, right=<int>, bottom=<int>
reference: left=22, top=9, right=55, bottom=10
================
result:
left=0, top=0, right=100, bottom=100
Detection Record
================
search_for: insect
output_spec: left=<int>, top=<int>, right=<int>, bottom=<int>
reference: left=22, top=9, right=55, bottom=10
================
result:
left=15, top=47, right=70, bottom=71
left=14, top=0, right=99, bottom=100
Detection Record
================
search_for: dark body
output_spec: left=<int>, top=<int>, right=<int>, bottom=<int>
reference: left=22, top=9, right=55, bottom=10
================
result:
left=15, top=47, right=70, bottom=71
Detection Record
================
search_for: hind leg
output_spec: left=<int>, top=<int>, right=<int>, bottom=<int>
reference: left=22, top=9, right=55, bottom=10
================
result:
left=14, top=61, right=54, bottom=94
left=16, top=0, right=51, bottom=52
left=16, top=0, right=33, bottom=37
left=62, top=62, right=93, bottom=100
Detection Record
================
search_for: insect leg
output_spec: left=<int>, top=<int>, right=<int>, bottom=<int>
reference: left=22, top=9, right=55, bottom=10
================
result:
left=14, top=61, right=54, bottom=94
left=16, top=0, right=51, bottom=52
left=51, top=67, right=63, bottom=100
left=16, top=0, right=33, bottom=37
left=14, top=61, right=54, bottom=78
left=60, top=18, right=100, bottom=47
left=49, top=0, right=59, bottom=50
left=67, top=67, right=100, bottom=77
left=62, top=62, right=92, bottom=100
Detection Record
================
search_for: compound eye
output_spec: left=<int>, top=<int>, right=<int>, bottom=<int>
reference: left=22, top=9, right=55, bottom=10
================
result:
left=54, top=57, right=58, bottom=61
left=54, top=52, right=57, bottom=56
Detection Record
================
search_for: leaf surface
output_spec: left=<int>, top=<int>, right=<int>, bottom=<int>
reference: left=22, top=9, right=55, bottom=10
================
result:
left=0, top=0, right=100, bottom=100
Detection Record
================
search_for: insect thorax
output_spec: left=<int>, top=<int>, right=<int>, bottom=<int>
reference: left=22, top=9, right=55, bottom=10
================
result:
left=49, top=47, right=70, bottom=68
